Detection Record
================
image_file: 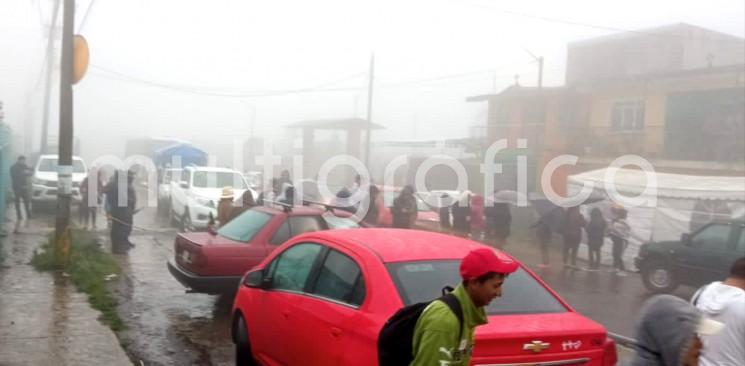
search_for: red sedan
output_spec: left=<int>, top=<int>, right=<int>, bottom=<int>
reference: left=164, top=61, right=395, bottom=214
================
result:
left=231, top=229, right=617, bottom=365
left=167, top=204, right=361, bottom=294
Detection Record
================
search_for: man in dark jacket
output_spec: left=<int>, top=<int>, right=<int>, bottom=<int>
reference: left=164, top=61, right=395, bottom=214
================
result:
left=106, top=170, right=137, bottom=254
left=392, top=185, right=417, bottom=229
left=10, top=155, right=33, bottom=221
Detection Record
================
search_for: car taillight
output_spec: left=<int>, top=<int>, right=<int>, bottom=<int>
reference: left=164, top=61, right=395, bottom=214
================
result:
left=602, top=338, right=618, bottom=366
left=191, top=250, right=207, bottom=267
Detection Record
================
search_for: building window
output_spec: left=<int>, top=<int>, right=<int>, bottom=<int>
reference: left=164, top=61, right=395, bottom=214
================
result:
left=611, top=101, right=645, bottom=131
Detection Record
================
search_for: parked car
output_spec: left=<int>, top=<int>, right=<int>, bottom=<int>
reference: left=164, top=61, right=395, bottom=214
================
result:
left=169, top=166, right=255, bottom=231
left=636, top=219, right=745, bottom=293
left=232, top=229, right=617, bottom=366
left=376, top=186, right=440, bottom=230
left=31, top=154, right=87, bottom=203
left=167, top=204, right=362, bottom=294
left=157, top=168, right=181, bottom=215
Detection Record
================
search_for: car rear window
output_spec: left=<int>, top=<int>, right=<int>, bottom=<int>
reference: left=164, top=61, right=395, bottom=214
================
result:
left=387, top=260, right=567, bottom=315
left=217, top=210, right=272, bottom=242
left=323, top=215, right=361, bottom=229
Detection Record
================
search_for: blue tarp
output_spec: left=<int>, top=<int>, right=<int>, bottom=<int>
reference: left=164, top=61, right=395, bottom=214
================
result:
left=152, top=143, right=207, bottom=168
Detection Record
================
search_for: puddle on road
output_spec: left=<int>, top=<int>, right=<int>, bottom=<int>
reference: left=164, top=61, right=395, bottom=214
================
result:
left=107, top=210, right=236, bottom=366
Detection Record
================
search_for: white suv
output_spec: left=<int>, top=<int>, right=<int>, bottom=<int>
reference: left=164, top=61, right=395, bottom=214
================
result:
left=32, top=154, right=88, bottom=203
left=169, top=166, right=255, bottom=230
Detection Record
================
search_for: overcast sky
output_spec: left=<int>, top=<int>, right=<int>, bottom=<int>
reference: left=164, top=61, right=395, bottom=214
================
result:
left=1, top=0, right=743, bottom=162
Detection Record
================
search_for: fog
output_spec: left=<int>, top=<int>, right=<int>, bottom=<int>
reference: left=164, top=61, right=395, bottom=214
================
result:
left=1, top=0, right=743, bottom=165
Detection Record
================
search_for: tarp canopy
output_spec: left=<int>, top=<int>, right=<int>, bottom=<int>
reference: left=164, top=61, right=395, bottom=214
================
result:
left=567, top=168, right=745, bottom=270
left=567, top=167, right=745, bottom=201
left=153, top=143, right=207, bottom=167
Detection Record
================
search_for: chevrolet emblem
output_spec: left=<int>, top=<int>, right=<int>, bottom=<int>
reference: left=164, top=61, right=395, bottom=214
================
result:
left=523, top=340, right=550, bottom=353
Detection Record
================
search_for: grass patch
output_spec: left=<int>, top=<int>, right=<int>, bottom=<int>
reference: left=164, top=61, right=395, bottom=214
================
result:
left=31, top=230, right=124, bottom=331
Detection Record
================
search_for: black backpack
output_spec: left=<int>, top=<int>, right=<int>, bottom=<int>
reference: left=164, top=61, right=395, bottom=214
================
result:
left=378, top=287, right=464, bottom=366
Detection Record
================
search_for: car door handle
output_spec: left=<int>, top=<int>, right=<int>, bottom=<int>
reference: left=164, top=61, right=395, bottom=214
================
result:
left=330, top=327, right=342, bottom=338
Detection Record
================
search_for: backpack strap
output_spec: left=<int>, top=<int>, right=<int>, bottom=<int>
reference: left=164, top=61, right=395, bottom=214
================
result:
left=439, top=293, right=464, bottom=345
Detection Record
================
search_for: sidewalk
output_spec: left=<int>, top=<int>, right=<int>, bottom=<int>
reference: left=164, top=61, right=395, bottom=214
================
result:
left=0, top=215, right=132, bottom=366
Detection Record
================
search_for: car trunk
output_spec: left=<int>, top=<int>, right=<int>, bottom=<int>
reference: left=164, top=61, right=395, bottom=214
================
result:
left=174, top=233, right=213, bottom=274
left=471, top=312, right=609, bottom=365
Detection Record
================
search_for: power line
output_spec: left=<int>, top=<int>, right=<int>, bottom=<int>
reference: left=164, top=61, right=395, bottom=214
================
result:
left=89, top=65, right=367, bottom=98
left=456, top=0, right=745, bottom=45
left=77, top=0, right=97, bottom=33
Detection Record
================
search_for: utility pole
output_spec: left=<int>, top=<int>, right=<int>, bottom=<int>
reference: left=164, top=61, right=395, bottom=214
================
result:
left=522, top=48, right=544, bottom=88
left=364, top=53, right=375, bottom=169
left=54, top=0, right=74, bottom=264
left=537, top=56, right=544, bottom=88
left=40, top=0, right=62, bottom=154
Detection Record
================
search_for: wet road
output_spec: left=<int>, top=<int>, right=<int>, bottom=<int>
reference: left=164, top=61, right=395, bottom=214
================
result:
left=106, top=206, right=235, bottom=366
left=498, top=234, right=698, bottom=339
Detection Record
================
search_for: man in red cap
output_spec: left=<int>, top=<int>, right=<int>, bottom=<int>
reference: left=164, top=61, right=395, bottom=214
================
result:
left=410, top=247, right=519, bottom=366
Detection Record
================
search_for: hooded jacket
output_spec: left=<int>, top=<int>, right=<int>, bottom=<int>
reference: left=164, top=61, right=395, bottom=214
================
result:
left=410, top=284, right=488, bottom=366
left=628, top=295, right=701, bottom=366
left=693, top=282, right=745, bottom=366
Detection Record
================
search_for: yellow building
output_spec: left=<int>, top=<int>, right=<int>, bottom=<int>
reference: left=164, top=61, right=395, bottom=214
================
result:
left=469, top=24, right=745, bottom=194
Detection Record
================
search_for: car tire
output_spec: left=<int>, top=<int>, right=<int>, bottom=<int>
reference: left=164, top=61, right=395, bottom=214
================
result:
left=234, top=316, right=257, bottom=366
left=169, top=205, right=178, bottom=227
left=181, top=209, right=192, bottom=233
left=641, top=260, right=678, bottom=293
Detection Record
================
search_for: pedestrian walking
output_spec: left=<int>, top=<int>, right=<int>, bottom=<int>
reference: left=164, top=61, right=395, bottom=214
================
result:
left=228, top=190, right=257, bottom=221
left=585, top=208, right=607, bottom=270
left=217, top=186, right=234, bottom=226
left=608, top=205, right=631, bottom=275
left=410, top=248, right=517, bottom=365
left=106, top=170, right=137, bottom=254
left=562, top=206, right=585, bottom=268
left=691, top=257, right=745, bottom=366
left=485, top=195, right=511, bottom=249
left=392, top=185, right=417, bottom=229
left=451, top=191, right=471, bottom=237
left=629, top=294, right=724, bottom=366
left=9, top=155, right=33, bottom=224
left=438, top=193, right=452, bottom=232
left=378, top=247, right=518, bottom=366
left=469, top=194, right=485, bottom=241
left=531, top=218, right=552, bottom=268
left=79, top=169, right=104, bottom=230
left=362, top=184, right=381, bottom=226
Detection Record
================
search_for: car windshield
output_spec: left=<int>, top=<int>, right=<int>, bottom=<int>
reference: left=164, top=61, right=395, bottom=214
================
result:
left=323, top=215, right=361, bottom=229
left=37, top=158, right=86, bottom=173
left=387, top=260, right=567, bottom=315
left=217, top=210, right=272, bottom=242
left=192, top=171, right=247, bottom=189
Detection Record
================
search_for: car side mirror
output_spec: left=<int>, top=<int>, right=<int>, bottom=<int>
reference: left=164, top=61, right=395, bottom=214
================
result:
left=681, top=233, right=691, bottom=246
left=243, top=269, right=271, bottom=289
left=180, top=181, right=188, bottom=189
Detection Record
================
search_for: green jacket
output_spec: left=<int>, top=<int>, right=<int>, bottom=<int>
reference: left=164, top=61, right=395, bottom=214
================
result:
left=410, top=284, right=488, bottom=366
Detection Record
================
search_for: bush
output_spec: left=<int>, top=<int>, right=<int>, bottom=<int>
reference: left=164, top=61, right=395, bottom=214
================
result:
left=31, top=230, right=124, bottom=331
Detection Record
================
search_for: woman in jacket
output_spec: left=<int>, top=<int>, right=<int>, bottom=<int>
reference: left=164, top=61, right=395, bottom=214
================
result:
left=608, top=205, right=631, bottom=275
left=585, top=208, right=607, bottom=270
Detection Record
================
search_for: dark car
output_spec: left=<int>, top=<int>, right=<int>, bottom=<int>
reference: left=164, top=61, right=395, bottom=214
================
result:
left=635, top=219, right=745, bottom=293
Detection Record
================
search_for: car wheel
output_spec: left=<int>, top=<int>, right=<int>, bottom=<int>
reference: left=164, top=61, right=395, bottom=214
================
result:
left=234, top=316, right=257, bottom=366
left=181, top=209, right=192, bottom=232
left=169, top=205, right=178, bottom=227
left=642, top=260, right=678, bottom=293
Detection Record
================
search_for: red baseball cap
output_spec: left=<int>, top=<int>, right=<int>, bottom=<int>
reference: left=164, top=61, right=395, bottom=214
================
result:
left=460, top=248, right=519, bottom=280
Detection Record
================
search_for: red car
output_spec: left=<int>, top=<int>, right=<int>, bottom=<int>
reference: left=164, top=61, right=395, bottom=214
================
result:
left=167, top=204, right=362, bottom=294
left=231, top=229, right=618, bottom=366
